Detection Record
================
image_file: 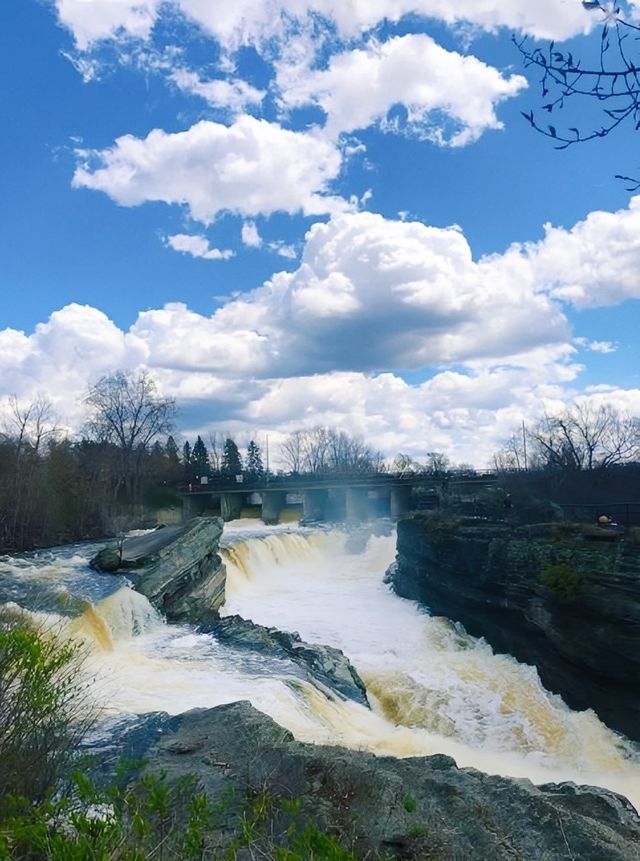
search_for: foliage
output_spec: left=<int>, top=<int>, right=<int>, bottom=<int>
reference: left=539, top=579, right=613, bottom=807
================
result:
left=221, top=438, right=243, bottom=476
left=246, top=440, right=265, bottom=479
left=0, top=771, right=212, bottom=861
left=0, top=623, right=92, bottom=805
left=516, top=1, right=640, bottom=179
left=538, top=562, right=584, bottom=601
left=190, top=435, right=210, bottom=478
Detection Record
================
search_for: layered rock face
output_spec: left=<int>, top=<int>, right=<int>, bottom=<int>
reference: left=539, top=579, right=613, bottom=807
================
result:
left=389, top=515, right=640, bottom=740
left=100, top=702, right=640, bottom=861
left=91, top=518, right=226, bottom=623
left=208, top=615, right=369, bottom=706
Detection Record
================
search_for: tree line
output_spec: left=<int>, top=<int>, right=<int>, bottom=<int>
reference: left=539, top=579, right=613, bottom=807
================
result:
left=0, top=372, right=386, bottom=551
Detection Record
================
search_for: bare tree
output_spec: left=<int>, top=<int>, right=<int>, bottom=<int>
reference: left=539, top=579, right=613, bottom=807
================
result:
left=2, top=395, right=57, bottom=456
left=517, top=1, right=640, bottom=184
left=493, top=432, right=528, bottom=473
left=280, top=430, right=304, bottom=473
left=84, top=371, right=176, bottom=500
left=530, top=403, right=640, bottom=470
left=279, top=427, right=382, bottom=474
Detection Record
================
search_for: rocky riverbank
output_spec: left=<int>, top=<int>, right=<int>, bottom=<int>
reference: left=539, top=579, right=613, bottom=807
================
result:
left=388, top=514, right=640, bottom=740
left=97, top=701, right=640, bottom=860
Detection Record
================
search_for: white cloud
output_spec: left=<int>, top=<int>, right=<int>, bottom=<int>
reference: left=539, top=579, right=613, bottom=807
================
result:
left=241, top=221, right=262, bottom=248
left=166, top=233, right=234, bottom=260
left=170, top=68, right=265, bottom=113
left=529, top=196, right=640, bottom=308
left=217, top=211, right=569, bottom=375
left=269, top=241, right=298, bottom=259
left=574, top=338, right=618, bottom=354
left=73, top=116, right=347, bottom=222
left=54, top=0, right=593, bottom=49
left=5, top=198, right=640, bottom=465
left=277, top=34, right=527, bottom=145
left=55, top=0, right=160, bottom=50
left=0, top=304, right=146, bottom=424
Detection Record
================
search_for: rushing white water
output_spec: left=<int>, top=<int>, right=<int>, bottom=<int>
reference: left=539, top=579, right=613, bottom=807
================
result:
left=2, top=522, right=639, bottom=809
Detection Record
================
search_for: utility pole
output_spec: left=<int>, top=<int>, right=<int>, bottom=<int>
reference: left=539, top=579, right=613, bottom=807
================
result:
left=265, top=433, right=270, bottom=480
left=522, top=420, right=528, bottom=471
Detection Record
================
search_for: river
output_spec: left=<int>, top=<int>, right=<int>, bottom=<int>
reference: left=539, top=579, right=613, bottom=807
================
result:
left=1, top=520, right=638, bottom=809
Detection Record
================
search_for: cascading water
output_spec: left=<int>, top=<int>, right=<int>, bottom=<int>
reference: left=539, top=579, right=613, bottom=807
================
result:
left=1, top=523, right=639, bottom=810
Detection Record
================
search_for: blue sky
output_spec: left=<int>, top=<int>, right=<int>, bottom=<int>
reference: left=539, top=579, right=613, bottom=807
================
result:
left=2, top=0, right=640, bottom=465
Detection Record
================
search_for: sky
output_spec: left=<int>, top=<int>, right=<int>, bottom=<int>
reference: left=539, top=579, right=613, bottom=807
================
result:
left=2, top=0, right=640, bottom=467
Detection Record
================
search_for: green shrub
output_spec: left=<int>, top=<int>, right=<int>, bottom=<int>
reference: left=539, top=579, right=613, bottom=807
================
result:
left=403, top=794, right=417, bottom=813
left=538, top=562, right=583, bottom=601
left=0, top=623, right=93, bottom=805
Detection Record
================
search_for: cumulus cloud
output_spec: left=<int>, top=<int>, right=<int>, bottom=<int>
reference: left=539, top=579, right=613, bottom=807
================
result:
left=528, top=196, right=640, bottom=308
left=210, top=211, right=569, bottom=375
left=73, top=116, right=346, bottom=222
left=277, top=34, right=527, bottom=145
left=166, top=233, right=234, bottom=260
left=4, top=198, right=640, bottom=465
left=0, top=304, right=146, bottom=424
left=54, top=0, right=592, bottom=49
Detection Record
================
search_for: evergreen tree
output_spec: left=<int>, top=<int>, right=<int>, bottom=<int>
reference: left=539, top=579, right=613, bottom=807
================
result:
left=182, top=441, right=194, bottom=482
left=221, top=438, right=242, bottom=476
left=165, top=435, right=179, bottom=464
left=190, top=435, right=210, bottom=477
left=246, top=440, right=264, bottom=479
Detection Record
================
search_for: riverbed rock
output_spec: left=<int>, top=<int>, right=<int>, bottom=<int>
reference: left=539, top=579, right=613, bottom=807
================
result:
left=389, top=514, right=640, bottom=740
left=102, top=701, right=640, bottom=860
left=91, top=518, right=226, bottom=623
left=208, top=615, right=369, bottom=706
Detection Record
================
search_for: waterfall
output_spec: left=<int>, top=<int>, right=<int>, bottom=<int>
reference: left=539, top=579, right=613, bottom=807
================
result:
left=2, top=523, right=639, bottom=810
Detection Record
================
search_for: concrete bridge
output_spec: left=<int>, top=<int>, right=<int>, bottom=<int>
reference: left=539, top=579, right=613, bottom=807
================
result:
left=180, top=472, right=497, bottom=524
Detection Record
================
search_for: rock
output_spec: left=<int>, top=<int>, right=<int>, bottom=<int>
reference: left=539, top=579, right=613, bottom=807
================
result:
left=133, top=518, right=226, bottom=623
left=90, top=545, right=122, bottom=573
left=208, top=615, right=369, bottom=706
left=389, top=514, right=640, bottom=740
left=102, top=702, right=640, bottom=860
left=91, top=518, right=226, bottom=623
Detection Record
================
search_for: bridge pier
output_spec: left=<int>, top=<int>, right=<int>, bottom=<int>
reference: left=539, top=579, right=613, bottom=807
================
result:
left=346, top=486, right=372, bottom=522
left=303, top=489, right=328, bottom=521
left=390, top=485, right=412, bottom=518
left=261, top=490, right=287, bottom=525
left=221, top=493, right=244, bottom=522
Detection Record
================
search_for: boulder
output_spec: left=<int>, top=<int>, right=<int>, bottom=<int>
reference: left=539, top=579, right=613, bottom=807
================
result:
left=98, top=702, right=640, bottom=860
left=208, top=615, right=369, bottom=706
left=389, top=514, right=640, bottom=740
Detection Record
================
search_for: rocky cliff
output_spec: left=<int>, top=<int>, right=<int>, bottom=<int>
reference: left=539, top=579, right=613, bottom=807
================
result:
left=91, top=518, right=226, bottom=623
left=389, top=514, right=640, bottom=741
left=96, top=701, right=640, bottom=860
